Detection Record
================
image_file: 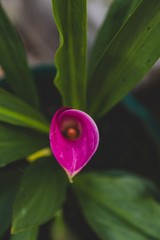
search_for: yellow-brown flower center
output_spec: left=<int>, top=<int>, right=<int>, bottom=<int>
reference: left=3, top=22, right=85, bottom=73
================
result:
left=60, top=118, right=81, bottom=140
left=65, top=127, right=79, bottom=140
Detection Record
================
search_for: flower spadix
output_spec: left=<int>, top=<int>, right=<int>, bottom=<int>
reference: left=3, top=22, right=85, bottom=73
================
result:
left=49, top=107, right=99, bottom=181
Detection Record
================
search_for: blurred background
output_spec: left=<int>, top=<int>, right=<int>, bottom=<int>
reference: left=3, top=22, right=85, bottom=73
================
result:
left=1, top=0, right=160, bottom=121
left=0, top=0, right=113, bottom=63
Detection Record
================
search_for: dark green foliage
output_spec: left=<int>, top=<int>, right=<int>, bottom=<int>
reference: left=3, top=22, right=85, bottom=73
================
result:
left=0, top=0, right=160, bottom=239
left=0, top=4, right=39, bottom=108
left=74, top=173, right=160, bottom=239
left=12, top=158, right=67, bottom=233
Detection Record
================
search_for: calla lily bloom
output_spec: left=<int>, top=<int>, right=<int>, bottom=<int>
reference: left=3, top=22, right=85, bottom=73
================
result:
left=49, top=107, right=99, bottom=182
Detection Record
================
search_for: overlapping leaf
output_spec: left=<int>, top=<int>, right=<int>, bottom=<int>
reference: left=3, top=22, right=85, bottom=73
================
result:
left=74, top=172, right=160, bottom=239
left=88, top=0, right=160, bottom=118
left=89, top=0, right=142, bottom=75
left=0, top=4, right=39, bottom=107
left=12, top=158, right=67, bottom=233
left=0, top=88, right=49, bottom=134
left=0, top=123, right=49, bottom=166
left=52, top=0, right=87, bottom=110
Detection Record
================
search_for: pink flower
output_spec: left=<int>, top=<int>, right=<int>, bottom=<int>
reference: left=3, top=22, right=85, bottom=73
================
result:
left=49, top=107, right=99, bottom=182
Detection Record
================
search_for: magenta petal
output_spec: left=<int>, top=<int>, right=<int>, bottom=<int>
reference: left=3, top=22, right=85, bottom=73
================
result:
left=49, top=107, right=99, bottom=180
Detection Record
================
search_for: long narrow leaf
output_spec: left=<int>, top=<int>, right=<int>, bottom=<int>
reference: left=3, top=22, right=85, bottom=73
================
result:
left=88, top=0, right=160, bottom=118
left=0, top=123, right=49, bottom=166
left=0, top=4, right=39, bottom=108
left=89, top=0, right=142, bottom=76
left=0, top=88, right=49, bottom=134
left=52, top=0, right=87, bottom=110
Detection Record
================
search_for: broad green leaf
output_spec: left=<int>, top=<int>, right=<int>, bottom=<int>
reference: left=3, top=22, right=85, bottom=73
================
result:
left=0, top=123, right=49, bottom=166
left=74, top=172, right=160, bottom=239
left=76, top=199, right=148, bottom=240
left=89, top=0, right=142, bottom=75
left=10, top=227, right=38, bottom=240
left=0, top=4, right=39, bottom=108
left=12, top=158, right=67, bottom=233
left=0, top=88, right=49, bottom=134
left=87, top=0, right=160, bottom=118
left=0, top=171, right=21, bottom=238
left=52, top=0, right=87, bottom=110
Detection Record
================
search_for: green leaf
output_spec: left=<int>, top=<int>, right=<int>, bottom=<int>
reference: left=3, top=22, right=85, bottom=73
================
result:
left=52, top=0, right=87, bottom=110
left=10, top=227, right=38, bottom=240
left=74, top=172, right=160, bottom=239
left=88, top=0, right=160, bottom=118
left=0, top=123, right=49, bottom=166
left=0, top=88, right=49, bottom=134
left=0, top=171, right=21, bottom=238
left=89, top=0, right=142, bottom=75
left=12, top=158, right=67, bottom=233
left=0, top=4, right=39, bottom=108
left=52, top=211, right=79, bottom=240
left=78, top=200, right=148, bottom=240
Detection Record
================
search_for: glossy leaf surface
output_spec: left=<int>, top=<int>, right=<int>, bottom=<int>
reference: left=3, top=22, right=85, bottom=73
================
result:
left=74, top=172, right=160, bottom=239
left=0, top=4, right=39, bottom=108
left=88, top=0, right=160, bottom=118
left=12, top=158, right=67, bottom=233
left=0, top=88, right=49, bottom=134
left=52, top=0, right=87, bottom=110
left=0, top=123, right=49, bottom=166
